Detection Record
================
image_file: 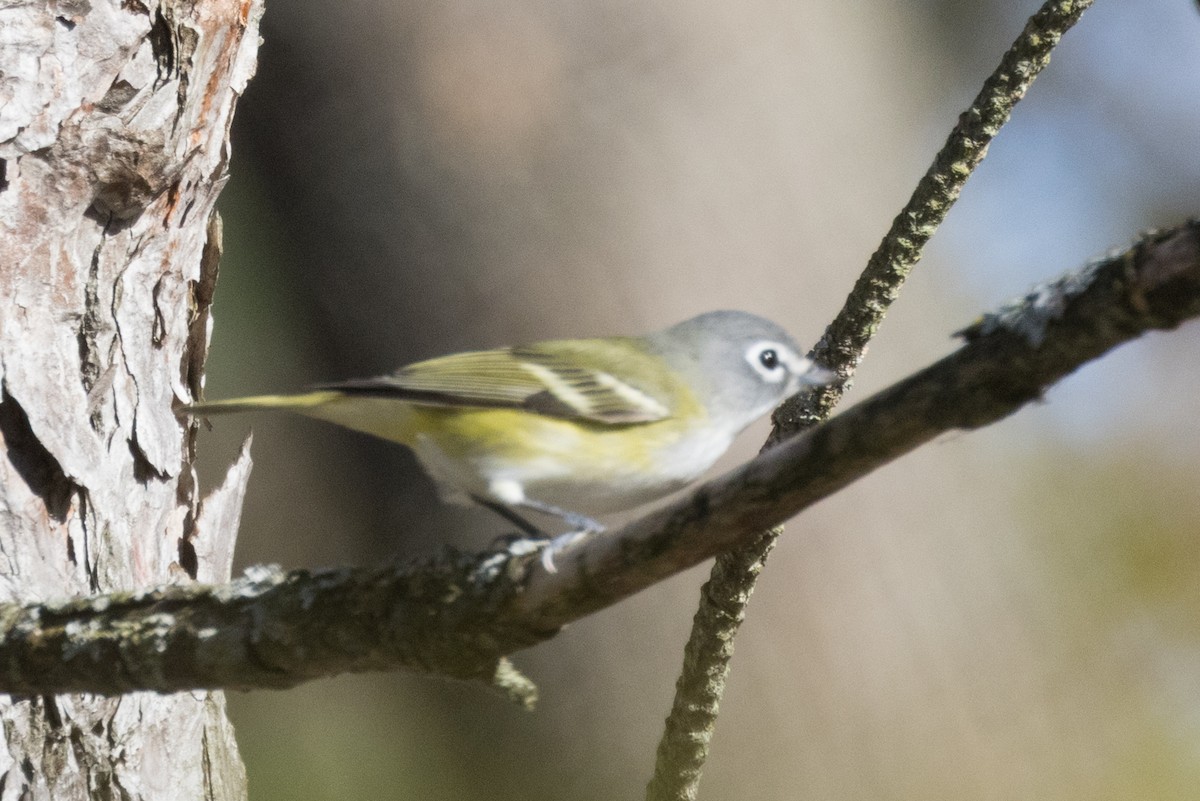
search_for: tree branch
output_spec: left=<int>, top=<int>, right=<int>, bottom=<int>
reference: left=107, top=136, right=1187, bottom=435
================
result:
left=0, top=220, right=1194, bottom=699
left=648, top=2, right=1096, bottom=797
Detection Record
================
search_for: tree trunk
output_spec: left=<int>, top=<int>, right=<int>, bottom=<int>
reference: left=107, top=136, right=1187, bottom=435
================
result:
left=0, top=1, right=262, bottom=797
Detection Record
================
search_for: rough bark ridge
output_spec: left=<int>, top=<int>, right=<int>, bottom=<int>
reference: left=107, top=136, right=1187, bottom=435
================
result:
left=0, top=1, right=262, bottom=798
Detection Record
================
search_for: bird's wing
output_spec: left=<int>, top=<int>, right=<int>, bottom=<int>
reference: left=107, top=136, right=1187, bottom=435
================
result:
left=316, top=340, right=673, bottom=424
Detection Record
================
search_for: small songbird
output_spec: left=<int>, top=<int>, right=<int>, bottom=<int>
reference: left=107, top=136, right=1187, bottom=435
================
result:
left=183, top=310, right=831, bottom=543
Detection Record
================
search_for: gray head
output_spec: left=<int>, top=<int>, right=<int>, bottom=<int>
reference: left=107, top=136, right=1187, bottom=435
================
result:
left=646, top=310, right=832, bottom=431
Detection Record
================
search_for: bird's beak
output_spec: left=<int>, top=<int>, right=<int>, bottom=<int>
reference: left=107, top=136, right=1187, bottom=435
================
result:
left=789, top=361, right=836, bottom=395
left=801, top=362, right=837, bottom=386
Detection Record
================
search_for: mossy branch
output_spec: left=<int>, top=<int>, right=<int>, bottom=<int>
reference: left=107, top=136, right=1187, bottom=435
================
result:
left=0, top=220, right=1194, bottom=701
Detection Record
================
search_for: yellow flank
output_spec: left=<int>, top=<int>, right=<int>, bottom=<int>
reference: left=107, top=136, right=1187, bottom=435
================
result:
left=408, top=406, right=682, bottom=475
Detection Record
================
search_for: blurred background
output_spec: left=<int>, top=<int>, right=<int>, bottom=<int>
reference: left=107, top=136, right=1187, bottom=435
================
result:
left=196, top=0, right=1200, bottom=798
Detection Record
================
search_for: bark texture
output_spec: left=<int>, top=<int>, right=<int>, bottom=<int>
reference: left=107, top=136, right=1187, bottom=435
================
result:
left=0, top=0, right=262, bottom=798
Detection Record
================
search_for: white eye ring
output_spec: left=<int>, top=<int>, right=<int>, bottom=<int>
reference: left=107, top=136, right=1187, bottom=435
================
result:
left=746, top=341, right=790, bottom=383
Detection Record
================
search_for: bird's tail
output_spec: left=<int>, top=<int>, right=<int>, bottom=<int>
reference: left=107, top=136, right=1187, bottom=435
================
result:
left=181, top=391, right=420, bottom=446
left=180, top=391, right=343, bottom=417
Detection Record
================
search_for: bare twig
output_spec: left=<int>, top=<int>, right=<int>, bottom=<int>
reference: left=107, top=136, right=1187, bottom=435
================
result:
left=0, top=220, right=1194, bottom=699
left=647, top=3, right=1096, bottom=798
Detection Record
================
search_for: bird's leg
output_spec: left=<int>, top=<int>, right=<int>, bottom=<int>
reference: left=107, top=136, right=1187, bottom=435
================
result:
left=471, top=496, right=604, bottom=573
left=514, top=499, right=604, bottom=535
left=471, top=496, right=547, bottom=537
left=514, top=500, right=605, bottom=572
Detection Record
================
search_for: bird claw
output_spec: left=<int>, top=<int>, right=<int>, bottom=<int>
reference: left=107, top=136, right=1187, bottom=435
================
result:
left=539, top=527, right=600, bottom=573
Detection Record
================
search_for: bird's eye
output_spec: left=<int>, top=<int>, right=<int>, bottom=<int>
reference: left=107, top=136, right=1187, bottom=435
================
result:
left=745, top=341, right=791, bottom=383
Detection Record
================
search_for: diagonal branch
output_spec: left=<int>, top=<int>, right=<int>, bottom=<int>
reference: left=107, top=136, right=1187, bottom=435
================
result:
left=0, top=220, right=1194, bottom=700
left=648, top=2, right=1096, bottom=797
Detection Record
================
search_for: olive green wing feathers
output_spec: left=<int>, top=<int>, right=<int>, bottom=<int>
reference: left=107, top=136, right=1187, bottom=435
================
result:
left=318, top=339, right=674, bottom=424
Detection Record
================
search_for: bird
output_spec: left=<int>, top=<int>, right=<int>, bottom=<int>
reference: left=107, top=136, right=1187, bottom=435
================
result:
left=182, top=310, right=832, bottom=557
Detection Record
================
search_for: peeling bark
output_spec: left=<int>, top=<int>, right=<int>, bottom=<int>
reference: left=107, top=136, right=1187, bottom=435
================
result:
left=0, top=1, right=262, bottom=798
